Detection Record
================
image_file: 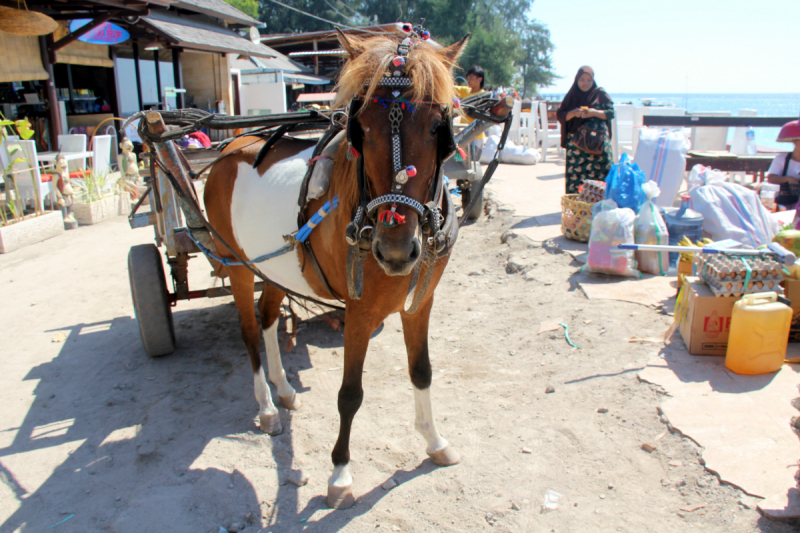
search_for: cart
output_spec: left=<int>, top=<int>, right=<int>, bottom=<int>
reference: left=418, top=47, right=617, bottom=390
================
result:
left=125, top=96, right=512, bottom=357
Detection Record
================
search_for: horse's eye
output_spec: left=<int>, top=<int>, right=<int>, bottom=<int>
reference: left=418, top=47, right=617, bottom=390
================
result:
left=429, top=122, right=442, bottom=137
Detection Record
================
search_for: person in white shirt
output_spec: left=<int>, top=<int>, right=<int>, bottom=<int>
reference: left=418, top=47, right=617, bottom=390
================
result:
left=767, top=119, right=800, bottom=207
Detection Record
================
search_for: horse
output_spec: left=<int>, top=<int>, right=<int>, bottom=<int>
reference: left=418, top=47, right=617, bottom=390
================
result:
left=203, top=28, right=469, bottom=509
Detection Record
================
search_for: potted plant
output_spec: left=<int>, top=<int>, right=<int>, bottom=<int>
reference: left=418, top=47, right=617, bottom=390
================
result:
left=72, top=169, right=131, bottom=225
left=0, top=116, right=64, bottom=253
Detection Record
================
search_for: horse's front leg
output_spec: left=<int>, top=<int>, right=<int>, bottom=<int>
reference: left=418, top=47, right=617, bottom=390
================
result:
left=401, top=296, right=461, bottom=466
left=327, top=306, right=381, bottom=509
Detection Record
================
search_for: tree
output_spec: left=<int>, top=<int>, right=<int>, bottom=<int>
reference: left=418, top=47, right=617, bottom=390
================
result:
left=258, top=0, right=367, bottom=34
left=250, top=0, right=558, bottom=94
left=514, top=19, right=557, bottom=98
left=221, top=0, right=260, bottom=19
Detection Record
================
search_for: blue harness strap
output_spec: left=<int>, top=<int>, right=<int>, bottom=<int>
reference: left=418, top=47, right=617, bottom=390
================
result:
left=188, top=196, right=339, bottom=268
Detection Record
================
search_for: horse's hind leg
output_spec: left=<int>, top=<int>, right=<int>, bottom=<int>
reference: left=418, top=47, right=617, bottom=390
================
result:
left=258, top=285, right=300, bottom=410
left=401, top=297, right=461, bottom=466
left=229, top=267, right=282, bottom=435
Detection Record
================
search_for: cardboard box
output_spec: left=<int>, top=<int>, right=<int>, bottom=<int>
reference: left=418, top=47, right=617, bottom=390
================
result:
left=781, top=279, right=800, bottom=312
left=679, top=279, right=740, bottom=356
left=781, top=279, right=800, bottom=342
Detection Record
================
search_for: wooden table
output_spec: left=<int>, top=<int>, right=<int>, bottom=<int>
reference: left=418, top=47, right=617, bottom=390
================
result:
left=684, top=151, right=774, bottom=181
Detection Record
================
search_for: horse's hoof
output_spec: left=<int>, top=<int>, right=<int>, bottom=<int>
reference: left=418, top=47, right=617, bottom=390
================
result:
left=327, top=482, right=355, bottom=509
left=428, top=445, right=461, bottom=466
left=259, top=412, right=283, bottom=435
left=280, top=391, right=301, bottom=410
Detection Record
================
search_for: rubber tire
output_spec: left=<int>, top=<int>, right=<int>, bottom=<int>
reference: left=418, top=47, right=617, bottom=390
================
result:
left=128, top=244, right=175, bottom=357
left=462, top=182, right=484, bottom=220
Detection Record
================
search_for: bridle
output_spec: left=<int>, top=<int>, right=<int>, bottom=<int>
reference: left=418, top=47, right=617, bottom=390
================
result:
left=343, top=28, right=459, bottom=314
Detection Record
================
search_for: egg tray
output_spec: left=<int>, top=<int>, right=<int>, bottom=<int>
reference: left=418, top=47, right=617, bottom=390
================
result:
left=698, top=255, right=784, bottom=298
left=577, top=179, right=606, bottom=205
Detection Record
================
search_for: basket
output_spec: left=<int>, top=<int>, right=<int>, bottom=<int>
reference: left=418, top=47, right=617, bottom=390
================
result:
left=0, top=7, right=58, bottom=36
left=561, top=194, right=592, bottom=242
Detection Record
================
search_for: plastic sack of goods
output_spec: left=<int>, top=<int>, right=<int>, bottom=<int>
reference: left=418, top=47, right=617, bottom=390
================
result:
left=634, top=181, right=669, bottom=275
left=634, top=128, right=690, bottom=208
left=582, top=199, right=641, bottom=278
left=480, top=135, right=541, bottom=165
left=605, top=153, right=646, bottom=213
left=687, top=165, right=778, bottom=247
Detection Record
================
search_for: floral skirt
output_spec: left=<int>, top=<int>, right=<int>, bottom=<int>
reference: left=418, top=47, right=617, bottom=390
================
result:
left=565, top=139, right=613, bottom=194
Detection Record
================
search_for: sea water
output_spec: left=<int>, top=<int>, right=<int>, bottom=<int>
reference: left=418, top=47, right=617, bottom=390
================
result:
left=542, top=93, right=800, bottom=150
left=614, top=93, right=800, bottom=150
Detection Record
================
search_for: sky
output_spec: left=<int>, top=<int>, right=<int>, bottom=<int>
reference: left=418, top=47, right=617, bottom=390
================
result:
left=530, top=0, right=800, bottom=95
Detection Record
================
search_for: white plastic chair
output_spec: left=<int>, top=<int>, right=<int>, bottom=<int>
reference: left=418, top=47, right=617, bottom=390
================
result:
left=730, top=109, right=757, bottom=155
left=518, top=107, right=538, bottom=149
left=729, top=109, right=757, bottom=184
left=611, top=104, right=635, bottom=161
left=538, top=101, right=563, bottom=161
left=689, top=111, right=730, bottom=151
left=508, top=99, right=522, bottom=146
left=105, top=125, right=119, bottom=166
left=0, top=135, right=20, bottom=186
left=57, top=133, right=87, bottom=174
left=9, top=139, right=55, bottom=211
left=91, top=135, right=112, bottom=177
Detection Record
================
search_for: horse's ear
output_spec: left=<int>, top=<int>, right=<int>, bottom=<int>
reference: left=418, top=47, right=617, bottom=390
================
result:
left=438, top=34, right=470, bottom=66
left=336, top=28, right=366, bottom=60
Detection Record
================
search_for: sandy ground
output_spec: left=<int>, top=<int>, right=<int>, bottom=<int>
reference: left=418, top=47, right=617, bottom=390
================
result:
left=1, top=162, right=799, bottom=533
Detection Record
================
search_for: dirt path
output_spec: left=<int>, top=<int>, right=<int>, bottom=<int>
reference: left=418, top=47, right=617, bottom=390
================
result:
left=0, top=193, right=796, bottom=532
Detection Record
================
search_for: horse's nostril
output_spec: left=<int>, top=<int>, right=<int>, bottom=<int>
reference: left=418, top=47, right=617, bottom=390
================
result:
left=408, top=239, right=421, bottom=262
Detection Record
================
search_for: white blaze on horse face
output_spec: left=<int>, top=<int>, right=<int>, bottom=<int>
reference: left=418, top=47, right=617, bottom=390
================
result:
left=413, top=387, right=449, bottom=455
left=230, top=150, right=335, bottom=302
left=262, top=321, right=294, bottom=398
left=254, top=370, right=277, bottom=418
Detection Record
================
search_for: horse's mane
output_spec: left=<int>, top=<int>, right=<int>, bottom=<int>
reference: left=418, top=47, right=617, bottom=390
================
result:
left=330, top=35, right=460, bottom=213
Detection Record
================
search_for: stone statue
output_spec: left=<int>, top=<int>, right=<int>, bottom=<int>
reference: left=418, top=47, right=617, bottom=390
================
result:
left=51, top=153, right=77, bottom=230
left=118, top=137, right=139, bottom=183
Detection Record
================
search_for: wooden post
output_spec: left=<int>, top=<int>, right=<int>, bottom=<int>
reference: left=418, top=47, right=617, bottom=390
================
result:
left=133, top=42, right=143, bottom=110
left=154, top=49, right=161, bottom=109
left=39, top=35, right=61, bottom=151
left=313, top=39, right=318, bottom=75
left=66, top=64, right=75, bottom=114
left=171, top=47, right=184, bottom=109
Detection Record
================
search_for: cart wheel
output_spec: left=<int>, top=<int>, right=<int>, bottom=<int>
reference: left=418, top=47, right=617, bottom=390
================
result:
left=462, top=182, right=484, bottom=220
left=128, top=244, right=175, bottom=357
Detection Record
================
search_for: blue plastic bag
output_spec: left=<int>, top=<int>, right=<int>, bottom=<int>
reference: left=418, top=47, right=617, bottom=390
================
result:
left=604, top=153, right=646, bottom=213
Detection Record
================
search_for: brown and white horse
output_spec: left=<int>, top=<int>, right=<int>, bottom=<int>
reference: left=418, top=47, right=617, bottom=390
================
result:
left=203, top=31, right=468, bottom=508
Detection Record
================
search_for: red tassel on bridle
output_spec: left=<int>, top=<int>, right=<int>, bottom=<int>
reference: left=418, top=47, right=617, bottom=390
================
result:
left=454, top=145, right=466, bottom=162
left=378, top=204, right=406, bottom=227
left=346, top=143, right=360, bottom=161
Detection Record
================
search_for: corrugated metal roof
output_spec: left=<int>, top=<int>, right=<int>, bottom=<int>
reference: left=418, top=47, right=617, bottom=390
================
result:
left=261, top=23, right=407, bottom=46
left=248, top=54, right=308, bottom=74
left=173, top=0, right=264, bottom=27
left=142, top=10, right=277, bottom=57
left=288, top=49, right=347, bottom=57
left=283, top=73, right=331, bottom=86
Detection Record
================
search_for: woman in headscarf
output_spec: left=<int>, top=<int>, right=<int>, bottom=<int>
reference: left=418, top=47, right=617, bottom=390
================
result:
left=556, top=66, right=614, bottom=194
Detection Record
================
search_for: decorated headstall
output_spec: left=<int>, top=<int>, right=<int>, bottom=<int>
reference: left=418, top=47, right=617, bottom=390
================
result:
left=344, top=24, right=457, bottom=249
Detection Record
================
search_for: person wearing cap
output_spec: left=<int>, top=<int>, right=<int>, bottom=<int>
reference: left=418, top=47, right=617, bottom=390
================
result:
left=767, top=119, right=800, bottom=207
left=455, top=65, right=490, bottom=153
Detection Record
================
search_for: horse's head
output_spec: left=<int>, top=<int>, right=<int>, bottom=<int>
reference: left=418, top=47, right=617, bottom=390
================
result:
left=336, top=30, right=468, bottom=276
